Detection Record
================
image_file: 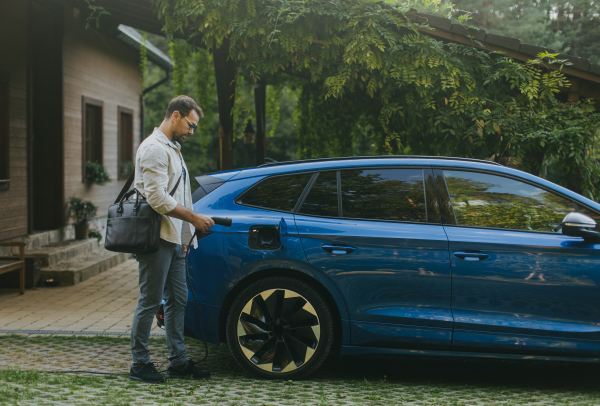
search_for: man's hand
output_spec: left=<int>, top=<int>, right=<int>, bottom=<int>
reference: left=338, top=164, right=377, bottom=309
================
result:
left=164, top=205, right=215, bottom=233
left=190, top=213, right=214, bottom=233
left=183, top=245, right=189, bottom=257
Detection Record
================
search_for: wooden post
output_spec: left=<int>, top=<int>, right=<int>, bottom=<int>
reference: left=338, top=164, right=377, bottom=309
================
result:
left=568, top=78, right=580, bottom=102
left=254, top=82, right=266, bottom=166
left=213, top=39, right=237, bottom=171
left=19, top=244, right=25, bottom=295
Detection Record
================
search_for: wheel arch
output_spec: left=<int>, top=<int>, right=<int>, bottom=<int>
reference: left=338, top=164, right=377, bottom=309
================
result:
left=217, top=266, right=348, bottom=351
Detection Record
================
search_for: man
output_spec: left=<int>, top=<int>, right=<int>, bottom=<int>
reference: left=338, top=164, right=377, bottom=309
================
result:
left=129, top=96, right=215, bottom=383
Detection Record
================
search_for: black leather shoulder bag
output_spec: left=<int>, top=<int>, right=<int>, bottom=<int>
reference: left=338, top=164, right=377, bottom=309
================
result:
left=105, top=169, right=182, bottom=254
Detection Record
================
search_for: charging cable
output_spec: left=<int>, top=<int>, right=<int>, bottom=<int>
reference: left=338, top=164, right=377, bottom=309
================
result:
left=184, top=216, right=232, bottom=364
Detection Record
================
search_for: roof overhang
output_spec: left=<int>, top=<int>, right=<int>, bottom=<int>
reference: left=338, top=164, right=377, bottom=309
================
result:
left=117, top=25, right=173, bottom=72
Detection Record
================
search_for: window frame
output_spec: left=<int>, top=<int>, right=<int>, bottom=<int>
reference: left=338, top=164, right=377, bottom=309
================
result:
left=81, top=96, right=104, bottom=182
left=237, top=166, right=442, bottom=225
left=438, top=167, right=600, bottom=235
left=117, top=106, right=134, bottom=180
left=0, top=73, right=9, bottom=191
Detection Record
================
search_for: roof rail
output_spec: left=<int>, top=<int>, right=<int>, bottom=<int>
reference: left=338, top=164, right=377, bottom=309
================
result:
left=258, top=155, right=502, bottom=167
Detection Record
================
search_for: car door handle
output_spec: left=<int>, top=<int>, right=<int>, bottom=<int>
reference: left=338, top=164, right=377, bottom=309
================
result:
left=321, top=245, right=356, bottom=255
left=454, top=251, right=489, bottom=261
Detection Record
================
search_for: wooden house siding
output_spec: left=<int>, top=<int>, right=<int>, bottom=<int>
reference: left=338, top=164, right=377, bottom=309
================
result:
left=62, top=12, right=141, bottom=219
left=0, top=2, right=28, bottom=240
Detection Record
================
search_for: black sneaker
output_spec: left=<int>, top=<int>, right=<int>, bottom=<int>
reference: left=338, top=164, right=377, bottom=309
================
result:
left=167, top=360, right=211, bottom=380
left=129, top=362, right=166, bottom=383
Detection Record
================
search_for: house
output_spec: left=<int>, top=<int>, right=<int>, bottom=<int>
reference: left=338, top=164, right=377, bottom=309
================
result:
left=0, top=0, right=172, bottom=285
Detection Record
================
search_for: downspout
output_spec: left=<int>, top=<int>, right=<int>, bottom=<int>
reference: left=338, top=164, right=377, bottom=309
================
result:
left=140, top=68, right=172, bottom=142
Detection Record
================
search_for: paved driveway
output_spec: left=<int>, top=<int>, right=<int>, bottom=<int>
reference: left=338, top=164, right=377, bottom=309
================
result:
left=0, top=259, right=163, bottom=335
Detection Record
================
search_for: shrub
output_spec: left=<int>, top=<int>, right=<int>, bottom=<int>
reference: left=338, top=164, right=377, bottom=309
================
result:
left=85, top=161, right=112, bottom=185
left=68, top=197, right=98, bottom=225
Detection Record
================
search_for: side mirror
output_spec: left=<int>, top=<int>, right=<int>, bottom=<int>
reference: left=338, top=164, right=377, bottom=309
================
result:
left=562, top=212, right=600, bottom=242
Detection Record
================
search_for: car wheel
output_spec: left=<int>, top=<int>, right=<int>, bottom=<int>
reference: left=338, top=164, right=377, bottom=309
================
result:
left=226, top=276, right=334, bottom=379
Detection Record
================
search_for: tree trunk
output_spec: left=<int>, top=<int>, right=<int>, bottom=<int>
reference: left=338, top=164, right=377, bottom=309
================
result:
left=254, top=82, right=266, bottom=166
left=520, top=147, right=545, bottom=177
left=213, top=39, right=237, bottom=171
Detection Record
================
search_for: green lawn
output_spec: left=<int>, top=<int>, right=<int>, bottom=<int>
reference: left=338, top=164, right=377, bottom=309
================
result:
left=1, top=334, right=600, bottom=405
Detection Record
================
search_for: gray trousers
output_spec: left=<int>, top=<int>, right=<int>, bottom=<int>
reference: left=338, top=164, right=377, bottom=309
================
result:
left=131, top=239, right=189, bottom=368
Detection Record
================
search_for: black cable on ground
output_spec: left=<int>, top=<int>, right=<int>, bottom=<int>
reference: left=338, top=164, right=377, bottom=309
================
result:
left=45, top=370, right=128, bottom=375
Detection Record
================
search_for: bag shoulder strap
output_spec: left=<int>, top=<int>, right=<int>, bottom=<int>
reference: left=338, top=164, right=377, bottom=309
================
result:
left=114, top=169, right=136, bottom=204
left=169, top=174, right=182, bottom=197
left=114, top=158, right=183, bottom=205
left=168, top=150, right=186, bottom=197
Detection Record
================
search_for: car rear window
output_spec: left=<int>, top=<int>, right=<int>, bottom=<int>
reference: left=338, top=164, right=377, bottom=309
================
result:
left=341, top=168, right=427, bottom=222
left=299, top=171, right=339, bottom=217
left=239, top=173, right=312, bottom=212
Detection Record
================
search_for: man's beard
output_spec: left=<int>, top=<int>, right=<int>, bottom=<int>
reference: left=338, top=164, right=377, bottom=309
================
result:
left=172, top=131, right=188, bottom=143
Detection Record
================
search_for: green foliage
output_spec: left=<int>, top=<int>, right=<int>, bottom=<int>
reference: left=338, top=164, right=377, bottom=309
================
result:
left=85, top=161, right=111, bottom=185
left=88, top=226, right=103, bottom=242
left=79, top=0, right=110, bottom=30
left=67, top=197, right=98, bottom=225
left=151, top=0, right=599, bottom=199
left=171, top=40, right=190, bottom=96
left=266, top=84, right=283, bottom=137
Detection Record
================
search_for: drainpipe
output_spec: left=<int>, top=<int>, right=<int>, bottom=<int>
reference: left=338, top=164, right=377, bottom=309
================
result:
left=140, top=68, right=172, bottom=142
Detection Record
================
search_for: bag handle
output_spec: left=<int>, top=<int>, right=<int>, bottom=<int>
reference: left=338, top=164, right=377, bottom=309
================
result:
left=114, top=167, right=183, bottom=205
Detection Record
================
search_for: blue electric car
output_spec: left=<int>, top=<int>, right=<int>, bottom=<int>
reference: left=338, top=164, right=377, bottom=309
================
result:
left=183, top=156, right=600, bottom=379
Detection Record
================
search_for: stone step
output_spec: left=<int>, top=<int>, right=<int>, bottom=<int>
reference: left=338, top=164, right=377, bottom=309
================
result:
left=27, top=239, right=99, bottom=267
left=40, top=248, right=132, bottom=286
left=0, top=227, right=75, bottom=256
left=26, top=228, right=72, bottom=250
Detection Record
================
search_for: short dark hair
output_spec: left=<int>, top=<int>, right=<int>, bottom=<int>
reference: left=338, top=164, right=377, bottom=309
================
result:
left=165, top=95, right=204, bottom=120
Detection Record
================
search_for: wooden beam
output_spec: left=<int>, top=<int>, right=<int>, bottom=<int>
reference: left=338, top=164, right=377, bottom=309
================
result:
left=420, top=28, right=600, bottom=85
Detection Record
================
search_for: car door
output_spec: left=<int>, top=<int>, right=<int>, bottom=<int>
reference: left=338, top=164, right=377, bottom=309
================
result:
left=294, top=167, right=453, bottom=350
left=437, top=169, right=600, bottom=356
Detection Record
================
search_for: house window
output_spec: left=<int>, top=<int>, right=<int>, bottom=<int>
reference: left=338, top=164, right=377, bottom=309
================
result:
left=0, top=75, right=8, bottom=190
left=118, top=107, right=134, bottom=179
left=82, top=96, right=104, bottom=181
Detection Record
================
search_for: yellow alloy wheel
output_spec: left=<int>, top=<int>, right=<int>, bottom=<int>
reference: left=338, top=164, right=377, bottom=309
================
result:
left=237, top=288, right=321, bottom=373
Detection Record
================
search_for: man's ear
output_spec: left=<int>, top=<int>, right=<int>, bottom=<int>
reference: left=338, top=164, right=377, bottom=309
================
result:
left=171, top=110, right=180, bottom=122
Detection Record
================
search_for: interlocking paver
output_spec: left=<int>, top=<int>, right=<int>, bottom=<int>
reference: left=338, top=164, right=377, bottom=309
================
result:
left=5, top=333, right=599, bottom=406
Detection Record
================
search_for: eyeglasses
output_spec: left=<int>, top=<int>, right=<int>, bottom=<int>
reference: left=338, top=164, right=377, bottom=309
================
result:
left=182, top=115, right=197, bottom=131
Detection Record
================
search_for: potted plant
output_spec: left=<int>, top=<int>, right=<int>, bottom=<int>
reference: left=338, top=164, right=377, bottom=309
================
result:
left=85, top=161, right=112, bottom=185
left=68, top=197, right=98, bottom=240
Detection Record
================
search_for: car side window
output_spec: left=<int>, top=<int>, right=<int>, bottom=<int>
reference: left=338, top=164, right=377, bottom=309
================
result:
left=340, top=168, right=428, bottom=222
left=299, top=171, right=338, bottom=217
left=239, top=173, right=313, bottom=212
left=444, top=170, right=578, bottom=232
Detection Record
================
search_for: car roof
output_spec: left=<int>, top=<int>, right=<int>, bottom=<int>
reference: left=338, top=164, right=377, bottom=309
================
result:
left=215, top=156, right=600, bottom=211
left=228, top=156, right=502, bottom=180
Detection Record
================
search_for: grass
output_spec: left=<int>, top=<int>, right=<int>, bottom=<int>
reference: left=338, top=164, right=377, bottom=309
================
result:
left=1, top=334, right=600, bottom=405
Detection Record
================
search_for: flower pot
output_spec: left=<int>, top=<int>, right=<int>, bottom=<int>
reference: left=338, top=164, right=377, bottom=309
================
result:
left=74, top=223, right=90, bottom=240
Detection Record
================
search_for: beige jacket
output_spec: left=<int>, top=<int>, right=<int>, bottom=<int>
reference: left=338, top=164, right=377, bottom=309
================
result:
left=134, top=128, right=196, bottom=247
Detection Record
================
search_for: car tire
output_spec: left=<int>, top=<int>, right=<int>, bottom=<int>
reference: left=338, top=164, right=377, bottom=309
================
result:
left=226, top=276, right=334, bottom=380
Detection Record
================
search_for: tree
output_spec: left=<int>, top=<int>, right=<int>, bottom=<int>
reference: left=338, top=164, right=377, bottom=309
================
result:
left=146, top=0, right=600, bottom=200
left=141, top=33, right=299, bottom=177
